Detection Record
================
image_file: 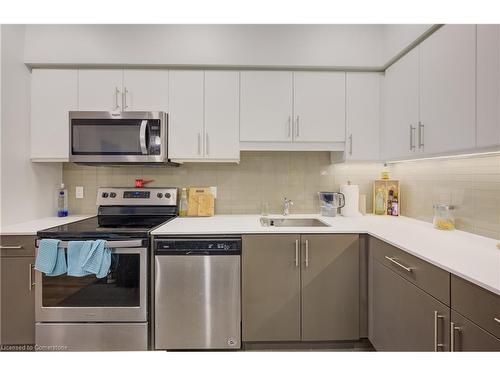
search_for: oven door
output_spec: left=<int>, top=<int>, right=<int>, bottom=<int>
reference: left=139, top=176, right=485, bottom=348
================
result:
left=69, top=111, right=166, bottom=163
left=35, top=242, right=147, bottom=322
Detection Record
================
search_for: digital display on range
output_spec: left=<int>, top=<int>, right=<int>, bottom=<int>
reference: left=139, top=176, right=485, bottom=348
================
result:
left=123, top=191, right=150, bottom=199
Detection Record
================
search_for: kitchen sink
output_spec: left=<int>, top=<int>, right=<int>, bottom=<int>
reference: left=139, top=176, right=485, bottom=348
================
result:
left=260, top=217, right=330, bottom=227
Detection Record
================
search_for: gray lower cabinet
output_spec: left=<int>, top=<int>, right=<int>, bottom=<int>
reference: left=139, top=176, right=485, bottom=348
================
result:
left=242, top=234, right=359, bottom=342
left=301, top=234, right=359, bottom=341
left=1, top=235, right=36, bottom=346
left=450, top=275, right=500, bottom=340
left=242, top=235, right=301, bottom=341
left=369, top=258, right=450, bottom=351
left=450, top=310, right=500, bottom=351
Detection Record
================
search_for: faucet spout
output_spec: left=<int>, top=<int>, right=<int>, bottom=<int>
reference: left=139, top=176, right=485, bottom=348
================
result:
left=283, top=197, right=294, bottom=216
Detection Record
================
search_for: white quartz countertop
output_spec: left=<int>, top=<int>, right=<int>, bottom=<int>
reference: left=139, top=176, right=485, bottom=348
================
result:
left=1, top=215, right=94, bottom=236
left=151, top=214, right=500, bottom=296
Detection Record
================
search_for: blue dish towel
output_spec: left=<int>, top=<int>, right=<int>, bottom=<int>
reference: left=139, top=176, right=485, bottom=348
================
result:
left=67, top=241, right=93, bottom=277
left=82, top=240, right=111, bottom=279
left=35, top=239, right=67, bottom=276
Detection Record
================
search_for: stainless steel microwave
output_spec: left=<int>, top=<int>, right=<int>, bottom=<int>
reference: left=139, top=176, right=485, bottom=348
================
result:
left=69, top=111, right=169, bottom=164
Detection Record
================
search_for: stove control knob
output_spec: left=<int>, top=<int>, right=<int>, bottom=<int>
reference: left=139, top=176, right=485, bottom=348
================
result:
left=165, top=193, right=171, bottom=199
left=101, top=192, right=109, bottom=198
left=157, top=193, right=163, bottom=198
left=109, top=192, right=117, bottom=198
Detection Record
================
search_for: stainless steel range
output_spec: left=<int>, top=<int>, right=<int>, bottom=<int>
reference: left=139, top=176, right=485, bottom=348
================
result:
left=35, top=187, right=177, bottom=351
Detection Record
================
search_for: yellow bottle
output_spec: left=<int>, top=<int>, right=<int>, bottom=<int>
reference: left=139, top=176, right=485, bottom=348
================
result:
left=179, top=188, right=188, bottom=217
left=375, top=188, right=386, bottom=215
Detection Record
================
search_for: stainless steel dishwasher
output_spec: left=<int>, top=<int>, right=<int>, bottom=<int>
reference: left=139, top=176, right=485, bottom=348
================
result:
left=154, top=237, right=241, bottom=350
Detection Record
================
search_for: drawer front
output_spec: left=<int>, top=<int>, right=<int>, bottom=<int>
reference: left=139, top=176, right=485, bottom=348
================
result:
left=0, top=235, right=36, bottom=257
left=369, top=236, right=450, bottom=305
left=451, top=275, right=500, bottom=339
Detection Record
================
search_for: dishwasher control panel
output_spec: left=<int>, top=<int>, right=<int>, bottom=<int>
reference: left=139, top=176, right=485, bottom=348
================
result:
left=155, top=237, right=241, bottom=255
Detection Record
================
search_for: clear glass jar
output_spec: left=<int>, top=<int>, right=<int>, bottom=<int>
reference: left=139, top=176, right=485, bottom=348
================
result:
left=433, top=204, right=455, bottom=230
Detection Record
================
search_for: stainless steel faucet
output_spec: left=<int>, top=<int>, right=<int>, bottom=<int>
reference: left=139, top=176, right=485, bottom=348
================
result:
left=283, top=197, right=294, bottom=216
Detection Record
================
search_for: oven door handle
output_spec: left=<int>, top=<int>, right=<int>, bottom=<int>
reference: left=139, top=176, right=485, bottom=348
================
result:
left=36, top=239, right=144, bottom=249
left=139, top=120, right=148, bottom=155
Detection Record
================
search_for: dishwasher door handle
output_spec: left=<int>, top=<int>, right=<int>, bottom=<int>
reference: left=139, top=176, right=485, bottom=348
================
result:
left=185, top=251, right=210, bottom=255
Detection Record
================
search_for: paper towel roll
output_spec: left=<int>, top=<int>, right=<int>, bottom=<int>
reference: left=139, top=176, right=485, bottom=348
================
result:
left=340, top=182, right=362, bottom=217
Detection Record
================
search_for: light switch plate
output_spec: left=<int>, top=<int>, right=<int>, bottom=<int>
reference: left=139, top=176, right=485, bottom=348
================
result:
left=76, top=186, right=84, bottom=199
left=210, top=186, right=217, bottom=199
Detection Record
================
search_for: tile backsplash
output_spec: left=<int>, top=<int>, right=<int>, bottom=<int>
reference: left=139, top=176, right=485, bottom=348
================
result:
left=389, top=154, right=500, bottom=240
left=63, top=152, right=380, bottom=216
left=62, top=151, right=500, bottom=240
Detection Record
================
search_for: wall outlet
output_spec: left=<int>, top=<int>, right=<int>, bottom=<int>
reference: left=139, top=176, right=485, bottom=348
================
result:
left=76, top=186, right=84, bottom=199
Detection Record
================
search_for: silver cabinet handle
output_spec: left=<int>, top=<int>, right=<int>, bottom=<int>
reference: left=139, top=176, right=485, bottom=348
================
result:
left=115, top=87, right=121, bottom=110
left=295, top=240, right=299, bottom=267
left=349, top=134, right=353, bottom=155
left=304, top=239, right=309, bottom=267
left=494, top=318, right=500, bottom=324
left=450, top=321, right=462, bottom=352
left=434, top=311, right=445, bottom=351
left=197, top=133, right=202, bottom=155
left=29, top=263, right=35, bottom=291
left=287, top=116, right=292, bottom=138
left=409, top=124, right=416, bottom=151
left=418, top=121, right=424, bottom=150
left=384, top=256, right=413, bottom=272
left=295, top=115, right=300, bottom=137
left=123, top=86, right=129, bottom=110
left=0, top=245, right=23, bottom=249
left=205, top=133, right=209, bottom=156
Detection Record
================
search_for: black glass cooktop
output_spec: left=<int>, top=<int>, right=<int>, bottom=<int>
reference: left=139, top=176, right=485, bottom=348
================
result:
left=38, top=215, right=175, bottom=240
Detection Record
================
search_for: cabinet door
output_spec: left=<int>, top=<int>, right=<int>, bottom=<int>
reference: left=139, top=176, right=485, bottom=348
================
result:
left=204, top=71, right=240, bottom=160
left=301, top=234, right=359, bottom=341
left=293, top=72, right=346, bottom=142
left=419, top=25, right=476, bottom=154
left=78, top=69, right=124, bottom=111
left=122, top=70, right=169, bottom=112
left=345, top=73, right=381, bottom=161
left=450, top=310, right=500, bottom=351
left=1, top=257, right=35, bottom=345
left=240, top=71, right=293, bottom=142
left=382, top=47, right=419, bottom=160
left=242, top=235, right=301, bottom=342
left=476, top=25, right=500, bottom=148
left=370, top=259, right=450, bottom=351
left=168, top=70, right=205, bottom=160
left=30, top=69, right=78, bottom=161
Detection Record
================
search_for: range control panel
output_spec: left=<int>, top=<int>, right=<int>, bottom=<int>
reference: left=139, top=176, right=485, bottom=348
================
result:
left=97, top=187, right=178, bottom=206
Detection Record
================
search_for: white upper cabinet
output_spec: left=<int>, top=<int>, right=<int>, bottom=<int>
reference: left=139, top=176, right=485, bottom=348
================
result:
left=345, top=72, right=381, bottom=161
left=293, top=72, right=346, bottom=143
left=169, top=70, right=240, bottom=162
left=476, top=25, right=500, bottom=148
left=168, top=70, right=205, bottom=160
left=419, top=25, right=476, bottom=154
left=382, top=47, right=420, bottom=160
left=240, top=71, right=293, bottom=142
left=30, top=69, right=78, bottom=161
left=79, top=69, right=168, bottom=112
left=122, top=70, right=169, bottom=112
left=204, top=71, right=240, bottom=160
left=78, top=69, right=124, bottom=111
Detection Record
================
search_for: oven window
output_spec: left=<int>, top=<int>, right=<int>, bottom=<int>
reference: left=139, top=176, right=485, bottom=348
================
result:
left=42, top=254, right=140, bottom=307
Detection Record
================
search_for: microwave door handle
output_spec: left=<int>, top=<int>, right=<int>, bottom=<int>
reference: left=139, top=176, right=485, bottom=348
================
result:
left=139, top=120, right=148, bottom=155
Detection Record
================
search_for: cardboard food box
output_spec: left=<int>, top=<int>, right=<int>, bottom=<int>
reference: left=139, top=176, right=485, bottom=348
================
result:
left=187, top=187, right=215, bottom=216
